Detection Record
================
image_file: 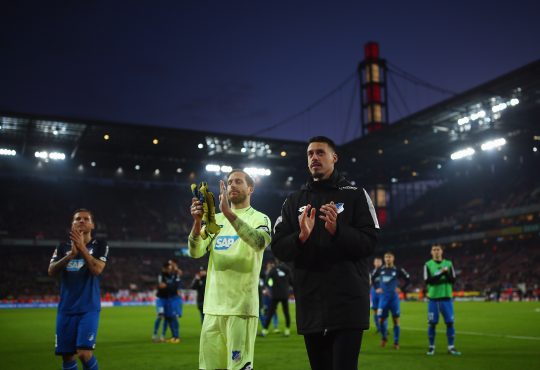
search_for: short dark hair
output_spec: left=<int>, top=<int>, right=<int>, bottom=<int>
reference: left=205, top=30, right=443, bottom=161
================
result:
left=384, top=251, right=395, bottom=257
left=431, top=244, right=445, bottom=250
left=228, top=169, right=254, bottom=187
left=308, top=136, right=337, bottom=153
left=72, top=208, right=94, bottom=223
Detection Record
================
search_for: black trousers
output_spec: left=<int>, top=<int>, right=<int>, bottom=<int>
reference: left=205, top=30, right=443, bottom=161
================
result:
left=304, top=329, right=364, bottom=370
left=263, top=298, right=291, bottom=329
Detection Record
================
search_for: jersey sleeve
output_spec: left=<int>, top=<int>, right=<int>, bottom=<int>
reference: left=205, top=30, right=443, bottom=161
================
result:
left=94, top=240, right=109, bottom=263
left=50, top=243, right=66, bottom=263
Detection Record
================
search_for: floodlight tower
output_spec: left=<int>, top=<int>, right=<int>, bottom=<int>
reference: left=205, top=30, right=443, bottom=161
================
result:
left=358, top=42, right=389, bottom=136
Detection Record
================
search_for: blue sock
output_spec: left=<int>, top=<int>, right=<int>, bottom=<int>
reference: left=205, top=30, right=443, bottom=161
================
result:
left=272, top=313, right=278, bottom=328
left=83, top=356, right=98, bottom=370
left=374, top=312, right=381, bottom=332
left=62, top=360, right=78, bottom=370
left=162, top=318, right=169, bottom=337
left=393, top=324, right=400, bottom=344
left=446, top=323, right=455, bottom=347
left=153, top=317, right=162, bottom=335
left=171, top=317, right=179, bottom=338
left=381, top=319, right=388, bottom=340
left=428, top=324, right=436, bottom=347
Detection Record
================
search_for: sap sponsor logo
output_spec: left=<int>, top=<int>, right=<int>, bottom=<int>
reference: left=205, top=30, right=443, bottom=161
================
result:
left=339, top=185, right=357, bottom=190
left=215, top=236, right=239, bottom=250
left=335, top=202, right=345, bottom=214
left=232, top=350, right=242, bottom=362
left=66, top=259, right=85, bottom=271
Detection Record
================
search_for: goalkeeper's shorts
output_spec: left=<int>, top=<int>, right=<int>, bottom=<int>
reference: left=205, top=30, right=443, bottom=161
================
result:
left=199, top=314, right=258, bottom=370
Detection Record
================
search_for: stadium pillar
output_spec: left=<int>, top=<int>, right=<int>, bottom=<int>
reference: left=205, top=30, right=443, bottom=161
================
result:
left=358, top=42, right=389, bottom=136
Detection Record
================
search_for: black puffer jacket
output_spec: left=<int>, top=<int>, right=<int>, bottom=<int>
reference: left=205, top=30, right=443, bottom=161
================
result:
left=271, top=170, right=378, bottom=334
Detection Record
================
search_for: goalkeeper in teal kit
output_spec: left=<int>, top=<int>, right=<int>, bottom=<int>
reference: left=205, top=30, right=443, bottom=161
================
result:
left=424, top=244, right=461, bottom=356
left=188, top=170, right=271, bottom=370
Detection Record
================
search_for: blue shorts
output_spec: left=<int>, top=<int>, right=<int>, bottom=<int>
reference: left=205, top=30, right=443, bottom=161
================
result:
left=166, top=296, right=183, bottom=317
left=428, top=298, right=454, bottom=325
left=370, top=287, right=381, bottom=310
left=156, top=297, right=166, bottom=316
left=377, top=294, right=400, bottom=319
left=55, top=311, right=100, bottom=355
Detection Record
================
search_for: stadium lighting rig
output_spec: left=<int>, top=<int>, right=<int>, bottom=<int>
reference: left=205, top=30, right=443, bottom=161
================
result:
left=0, top=148, right=16, bottom=156
left=34, top=151, right=66, bottom=160
left=455, top=96, right=520, bottom=133
left=450, top=147, right=475, bottom=160
left=481, top=138, right=506, bottom=151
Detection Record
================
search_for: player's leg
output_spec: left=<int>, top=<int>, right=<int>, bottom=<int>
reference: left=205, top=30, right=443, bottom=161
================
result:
left=281, top=298, right=291, bottom=336
left=303, top=332, right=332, bottom=370
left=76, top=311, right=100, bottom=370
left=370, top=288, right=381, bottom=333
left=427, top=299, right=439, bottom=355
left=199, top=314, right=228, bottom=370
left=56, top=312, right=79, bottom=370
left=377, top=297, right=389, bottom=346
left=391, top=295, right=401, bottom=349
left=226, top=316, right=258, bottom=370
left=440, top=299, right=461, bottom=355
left=261, top=299, right=279, bottom=336
left=168, top=296, right=181, bottom=342
left=153, top=298, right=165, bottom=341
left=332, top=329, right=364, bottom=370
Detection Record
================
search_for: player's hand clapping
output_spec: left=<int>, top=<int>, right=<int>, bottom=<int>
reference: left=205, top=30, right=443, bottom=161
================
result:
left=299, top=204, right=316, bottom=243
left=320, top=201, right=338, bottom=236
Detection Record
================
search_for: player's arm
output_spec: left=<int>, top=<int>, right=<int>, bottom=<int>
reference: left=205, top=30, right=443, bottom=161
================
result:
left=330, top=189, right=378, bottom=259
left=399, top=268, right=411, bottom=291
left=271, top=197, right=306, bottom=262
left=228, top=216, right=271, bottom=251
left=423, top=264, right=444, bottom=284
left=446, top=264, right=456, bottom=284
left=71, top=233, right=107, bottom=276
left=188, top=197, right=214, bottom=258
left=48, top=244, right=75, bottom=277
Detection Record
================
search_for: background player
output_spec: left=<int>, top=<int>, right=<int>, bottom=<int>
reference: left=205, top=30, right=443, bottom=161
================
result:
left=48, top=209, right=108, bottom=370
left=424, top=244, right=461, bottom=356
left=261, top=259, right=292, bottom=337
left=188, top=170, right=271, bottom=370
left=370, top=257, right=383, bottom=333
left=152, top=262, right=172, bottom=342
left=190, top=266, right=207, bottom=323
left=373, top=251, right=410, bottom=349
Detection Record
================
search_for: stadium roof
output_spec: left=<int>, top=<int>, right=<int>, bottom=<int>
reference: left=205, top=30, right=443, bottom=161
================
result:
left=1, top=60, right=539, bottom=187
left=340, top=60, right=540, bottom=185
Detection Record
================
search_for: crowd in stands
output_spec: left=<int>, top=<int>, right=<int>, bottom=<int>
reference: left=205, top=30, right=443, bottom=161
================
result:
left=1, top=168, right=539, bottom=303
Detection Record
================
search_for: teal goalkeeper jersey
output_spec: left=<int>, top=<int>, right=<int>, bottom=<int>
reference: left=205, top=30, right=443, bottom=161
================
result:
left=188, top=206, right=271, bottom=317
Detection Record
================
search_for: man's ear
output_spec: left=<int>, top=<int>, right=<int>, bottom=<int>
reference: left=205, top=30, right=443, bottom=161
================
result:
left=333, top=152, right=338, bottom=164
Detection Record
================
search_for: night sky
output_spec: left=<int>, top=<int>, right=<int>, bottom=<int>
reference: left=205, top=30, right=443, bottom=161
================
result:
left=1, top=0, right=539, bottom=144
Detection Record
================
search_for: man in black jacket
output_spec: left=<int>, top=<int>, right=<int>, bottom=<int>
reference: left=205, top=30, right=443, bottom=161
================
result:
left=271, top=136, right=379, bottom=370
left=261, top=260, right=293, bottom=337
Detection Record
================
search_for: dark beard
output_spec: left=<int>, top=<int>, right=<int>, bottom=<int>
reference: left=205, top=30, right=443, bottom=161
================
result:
left=230, top=193, right=247, bottom=205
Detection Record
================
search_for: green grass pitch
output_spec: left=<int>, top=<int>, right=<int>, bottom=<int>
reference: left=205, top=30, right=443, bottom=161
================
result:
left=1, top=301, right=539, bottom=369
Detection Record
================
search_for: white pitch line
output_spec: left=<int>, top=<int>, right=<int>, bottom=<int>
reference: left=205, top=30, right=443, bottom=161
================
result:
left=401, top=327, right=540, bottom=341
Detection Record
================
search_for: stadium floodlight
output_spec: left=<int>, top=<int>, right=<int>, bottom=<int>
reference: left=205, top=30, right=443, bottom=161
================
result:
left=244, top=167, right=271, bottom=176
left=457, top=117, right=470, bottom=125
left=35, top=151, right=65, bottom=160
left=510, top=98, right=519, bottom=106
left=491, top=103, right=507, bottom=113
left=49, top=152, right=66, bottom=160
left=481, top=138, right=506, bottom=151
left=0, top=148, right=16, bottom=156
left=470, top=110, right=486, bottom=121
left=450, top=147, right=475, bottom=160
left=220, top=165, right=232, bottom=173
left=198, top=143, right=204, bottom=149
left=205, top=164, right=221, bottom=173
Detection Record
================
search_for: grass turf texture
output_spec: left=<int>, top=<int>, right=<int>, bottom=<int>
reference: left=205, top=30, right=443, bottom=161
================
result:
left=1, top=301, right=539, bottom=370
